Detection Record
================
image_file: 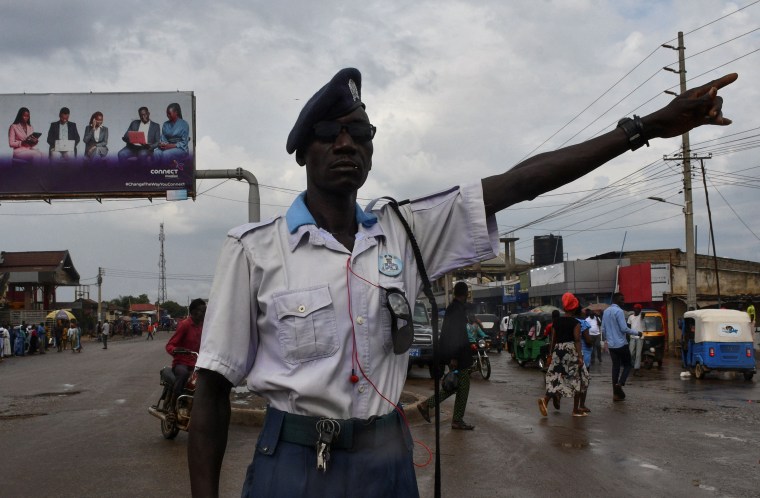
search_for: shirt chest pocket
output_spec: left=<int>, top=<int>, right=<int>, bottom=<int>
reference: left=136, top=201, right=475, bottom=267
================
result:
left=272, top=285, right=339, bottom=364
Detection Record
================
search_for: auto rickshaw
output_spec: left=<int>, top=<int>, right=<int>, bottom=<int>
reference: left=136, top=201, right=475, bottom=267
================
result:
left=640, top=309, right=666, bottom=369
left=681, top=309, right=756, bottom=381
left=512, top=311, right=553, bottom=370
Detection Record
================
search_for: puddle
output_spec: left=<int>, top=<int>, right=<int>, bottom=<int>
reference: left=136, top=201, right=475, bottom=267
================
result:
left=640, top=463, right=662, bottom=471
left=25, top=391, right=82, bottom=398
left=704, top=432, right=747, bottom=443
left=661, top=407, right=707, bottom=414
left=0, top=413, right=47, bottom=420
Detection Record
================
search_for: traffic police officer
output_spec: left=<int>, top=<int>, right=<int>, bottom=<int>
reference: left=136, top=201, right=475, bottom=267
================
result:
left=190, top=68, right=736, bottom=497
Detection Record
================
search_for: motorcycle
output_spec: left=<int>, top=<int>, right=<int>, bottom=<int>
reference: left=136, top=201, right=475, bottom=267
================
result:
left=641, top=335, right=665, bottom=369
left=471, top=339, right=491, bottom=380
left=147, top=349, right=197, bottom=439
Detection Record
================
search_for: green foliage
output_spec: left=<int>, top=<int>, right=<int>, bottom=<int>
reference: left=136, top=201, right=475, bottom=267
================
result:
left=109, top=294, right=151, bottom=310
left=158, top=300, right=185, bottom=318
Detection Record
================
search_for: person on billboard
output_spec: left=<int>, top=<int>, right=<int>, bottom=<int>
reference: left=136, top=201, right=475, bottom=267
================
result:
left=153, top=102, right=189, bottom=167
left=8, top=107, right=44, bottom=164
left=46, top=107, right=80, bottom=161
left=83, top=111, right=109, bottom=163
left=117, top=106, right=161, bottom=165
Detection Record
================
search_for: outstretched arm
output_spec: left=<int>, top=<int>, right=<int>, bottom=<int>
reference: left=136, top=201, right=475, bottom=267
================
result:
left=188, top=368, right=233, bottom=498
left=482, top=73, right=737, bottom=217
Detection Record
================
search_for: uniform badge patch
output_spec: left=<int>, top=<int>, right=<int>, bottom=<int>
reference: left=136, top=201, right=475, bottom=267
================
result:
left=379, top=254, right=403, bottom=277
left=348, top=79, right=360, bottom=102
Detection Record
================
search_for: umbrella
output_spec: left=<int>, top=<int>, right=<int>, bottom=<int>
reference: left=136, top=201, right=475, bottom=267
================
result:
left=530, top=305, right=561, bottom=314
left=46, top=309, right=75, bottom=320
left=585, top=303, right=610, bottom=312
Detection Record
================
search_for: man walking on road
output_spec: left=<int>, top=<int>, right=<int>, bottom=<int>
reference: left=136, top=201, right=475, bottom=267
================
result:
left=418, top=281, right=477, bottom=430
left=585, top=310, right=602, bottom=365
left=602, top=293, right=641, bottom=401
left=627, top=304, right=645, bottom=376
left=101, top=320, right=110, bottom=349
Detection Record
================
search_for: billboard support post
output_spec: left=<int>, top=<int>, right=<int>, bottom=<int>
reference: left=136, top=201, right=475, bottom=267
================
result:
left=195, top=168, right=260, bottom=223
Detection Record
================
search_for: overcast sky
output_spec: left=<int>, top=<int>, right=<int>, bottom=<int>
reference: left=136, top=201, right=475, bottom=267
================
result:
left=1, top=0, right=758, bottom=304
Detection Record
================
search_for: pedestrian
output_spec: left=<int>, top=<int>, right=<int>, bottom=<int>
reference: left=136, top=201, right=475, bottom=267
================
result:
left=37, top=323, right=47, bottom=354
left=418, top=282, right=478, bottom=431
left=101, top=320, right=110, bottom=349
left=538, top=292, right=590, bottom=417
left=54, top=320, right=65, bottom=352
left=146, top=322, right=155, bottom=340
left=747, top=302, right=755, bottom=331
left=14, top=324, right=26, bottom=356
left=601, top=293, right=642, bottom=401
left=68, top=320, right=82, bottom=353
left=628, top=304, right=645, bottom=376
left=585, top=310, right=602, bottom=365
left=189, top=67, right=736, bottom=497
left=28, top=326, right=38, bottom=355
left=96, top=320, right=102, bottom=343
left=0, top=324, right=9, bottom=360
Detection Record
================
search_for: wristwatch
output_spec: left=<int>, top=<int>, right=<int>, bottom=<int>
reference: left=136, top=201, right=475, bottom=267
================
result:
left=617, top=115, right=649, bottom=151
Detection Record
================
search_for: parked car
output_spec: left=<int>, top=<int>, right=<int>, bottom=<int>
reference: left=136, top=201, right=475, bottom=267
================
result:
left=408, top=301, right=444, bottom=378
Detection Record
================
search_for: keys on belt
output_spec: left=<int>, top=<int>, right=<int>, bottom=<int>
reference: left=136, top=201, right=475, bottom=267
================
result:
left=315, top=418, right=341, bottom=472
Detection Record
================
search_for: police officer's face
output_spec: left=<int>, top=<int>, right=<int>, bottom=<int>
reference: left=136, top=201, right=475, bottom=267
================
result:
left=301, top=107, right=373, bottom=194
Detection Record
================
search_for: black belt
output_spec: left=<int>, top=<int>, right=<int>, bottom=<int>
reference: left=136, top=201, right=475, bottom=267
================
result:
left=275, top=408, right=400, bottom=451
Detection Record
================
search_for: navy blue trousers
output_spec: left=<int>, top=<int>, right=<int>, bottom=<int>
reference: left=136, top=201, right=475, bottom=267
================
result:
left=241, top=407, right=419, bottom=498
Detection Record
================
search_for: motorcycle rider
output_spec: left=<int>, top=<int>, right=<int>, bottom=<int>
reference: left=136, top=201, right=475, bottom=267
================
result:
left=165, top=298, right=206, bottom=416
left=467, top=315, right=488, bottom=343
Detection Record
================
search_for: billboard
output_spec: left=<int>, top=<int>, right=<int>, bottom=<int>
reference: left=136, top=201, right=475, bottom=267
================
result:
left=1, top=91, right=195, bottom=200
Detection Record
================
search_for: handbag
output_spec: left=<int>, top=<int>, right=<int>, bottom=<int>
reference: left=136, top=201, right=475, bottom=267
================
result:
left=441, top=370, right=460, bottom=391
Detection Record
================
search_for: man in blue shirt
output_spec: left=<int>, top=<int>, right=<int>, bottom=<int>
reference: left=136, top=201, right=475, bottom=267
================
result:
left=601, top=292, right=641, bottom=401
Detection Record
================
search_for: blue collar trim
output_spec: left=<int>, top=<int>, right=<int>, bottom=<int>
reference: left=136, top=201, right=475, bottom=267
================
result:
left=285, top=192, right=378, bottom=233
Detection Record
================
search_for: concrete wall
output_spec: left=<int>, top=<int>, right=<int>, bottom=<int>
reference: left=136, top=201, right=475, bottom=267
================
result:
left=529, top=259, right=628, bottom=297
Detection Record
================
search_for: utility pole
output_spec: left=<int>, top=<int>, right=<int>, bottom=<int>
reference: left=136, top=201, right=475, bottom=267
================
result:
left=663, top=31, right=696, bottom=311
left=158, top=223, right=167, bottom=325
left=698, top=156, right=721, bottom=307
left=97, top=267, right=104, bottom=322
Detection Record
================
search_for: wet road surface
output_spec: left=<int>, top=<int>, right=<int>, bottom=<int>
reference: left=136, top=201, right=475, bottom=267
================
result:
left=1, top=337, right=757, bottom=497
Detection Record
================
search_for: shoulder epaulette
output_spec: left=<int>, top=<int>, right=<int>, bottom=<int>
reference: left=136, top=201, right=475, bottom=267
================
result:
left=227, top=216, right=279, bottom=239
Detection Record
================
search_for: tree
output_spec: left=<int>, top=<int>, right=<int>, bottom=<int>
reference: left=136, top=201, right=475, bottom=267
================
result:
left=159, top=300, right=185, bottom=318
left=109, top=294, right=151, bottom=310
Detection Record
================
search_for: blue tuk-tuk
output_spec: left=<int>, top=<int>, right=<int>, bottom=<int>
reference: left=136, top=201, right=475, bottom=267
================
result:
left=681, top=309, right=756, bottom=381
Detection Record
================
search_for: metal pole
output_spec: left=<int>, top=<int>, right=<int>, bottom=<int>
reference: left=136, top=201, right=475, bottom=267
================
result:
left=195, top=168, right=260, bottom=223
left=97, top=268, right=103, bottom=322
left=676, top=31, right=697, bottom=311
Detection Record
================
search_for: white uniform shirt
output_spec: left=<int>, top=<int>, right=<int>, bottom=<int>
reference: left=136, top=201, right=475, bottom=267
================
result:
left=585, top=316, right=601, bottom=336
left=628, top=313, right=644, bottom=333
left=197, top=183, right=498, bottom=419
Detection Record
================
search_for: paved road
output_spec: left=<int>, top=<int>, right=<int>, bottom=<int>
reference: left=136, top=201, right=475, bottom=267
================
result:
left=1, top=337, right=758, bottom=497
left=407, top=351, right=759, bottom=498
left=0, top=335, right=256, bottom=497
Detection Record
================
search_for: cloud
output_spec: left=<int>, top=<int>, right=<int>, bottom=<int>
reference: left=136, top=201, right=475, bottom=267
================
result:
left=2, top=0, right=758, bottom=303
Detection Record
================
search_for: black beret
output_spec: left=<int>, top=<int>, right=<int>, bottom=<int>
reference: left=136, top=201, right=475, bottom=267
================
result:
left=286, top=68, right=365, bottom=155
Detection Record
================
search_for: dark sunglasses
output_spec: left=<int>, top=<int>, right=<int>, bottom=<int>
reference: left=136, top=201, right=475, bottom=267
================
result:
left=384, top=287, right=414, bottom=354
left=313, top=121, right=377, bottom=143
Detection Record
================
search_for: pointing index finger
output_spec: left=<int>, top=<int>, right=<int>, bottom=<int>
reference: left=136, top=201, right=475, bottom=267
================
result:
left=709, top=73, right=738, bottom=91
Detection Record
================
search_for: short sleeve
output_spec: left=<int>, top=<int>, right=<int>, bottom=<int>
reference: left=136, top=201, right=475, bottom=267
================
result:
left=196, top=236, right=258, bottom=385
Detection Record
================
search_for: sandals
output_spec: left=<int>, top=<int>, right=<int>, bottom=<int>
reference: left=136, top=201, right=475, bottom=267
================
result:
left=580, top=407, right=591, bottom=413
left=572, top=410, right=588, bottom=417
left=538, top=398, right=548, bottom=417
